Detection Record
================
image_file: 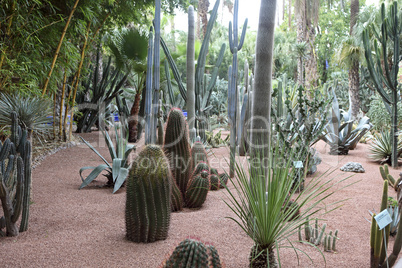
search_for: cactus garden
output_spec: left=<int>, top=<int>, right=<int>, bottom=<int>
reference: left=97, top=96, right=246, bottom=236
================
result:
left=1, top=0, right=402, bottom=267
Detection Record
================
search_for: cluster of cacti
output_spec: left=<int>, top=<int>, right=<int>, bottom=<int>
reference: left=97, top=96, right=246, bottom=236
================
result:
left=210, top=168, right=220, bottom=190
left=363, top=1, right=401, bottom=167
left=370, top=181, right=402, bottom=267
left=379, top=164, right=401, bottom=191
left=125, top=144, right=171, bottom=243
left=0, top=112, right=31, bottom=237
left=228, top=0, right=248, bottom=178
left=298, top=217, right=338, bottom=252
left=161, top=238, right=223, bottom=268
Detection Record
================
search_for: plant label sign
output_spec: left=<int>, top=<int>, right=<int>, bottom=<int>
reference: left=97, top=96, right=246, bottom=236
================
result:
left=375, top=209, right=392, bottom=230
left=293, top=161, right=303, bottom=169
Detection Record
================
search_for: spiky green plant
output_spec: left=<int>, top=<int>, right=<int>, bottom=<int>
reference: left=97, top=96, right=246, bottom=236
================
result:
left=171, top=178, right=183, bottom=212
left=210, top=174, right=220, bottom=190
left=161, top=238, right=223, bottom=268
left=79, top=119, right=135, bottom=193
left=0, top=92, right=52, bottom=137
left=224, top=141, right=351, bottom=267
left=163, top=108, right=192, bottom=197
left=369, top=131, right=402, bottom=165
left=125, top=144, right=171, bottom=243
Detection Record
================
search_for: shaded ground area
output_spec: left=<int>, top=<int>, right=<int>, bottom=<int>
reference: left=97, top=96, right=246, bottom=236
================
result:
left=1, top=131, right=401, bottom=267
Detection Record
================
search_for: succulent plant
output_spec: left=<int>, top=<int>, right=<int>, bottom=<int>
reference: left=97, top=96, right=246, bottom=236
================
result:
left=210, top=174, right=220, bottom=190
left=191, top=141, right=209, bottom=168
left=0, top=112, right=31, bottom=236
left=163, top=108, right=192, bottom=197
left=219, top=173, right=229, bottom=189
left=369, top=132, right=402, bottom=166
left=185, top=163, right=210, bottom=208
left=210, top=168, right=219, bottom=176
left=170, top=179, right=183, bottom=212
left=379, top=164, right=399, bottom=190
left=125, top=145, right=171, bottom=243
left=161, top=238, right=223, bottom=268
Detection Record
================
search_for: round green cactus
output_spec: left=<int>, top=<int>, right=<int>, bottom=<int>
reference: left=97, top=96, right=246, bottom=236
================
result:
left=163, top=108, right=192, bottom=197
left=171, top=178, right=183, bottom=212
left=191, top=141, right=209, bottom=169
left=210, top=174, right=220, bottom=190
left=219, top=173, right=229, bottom=188
left=125, top=144, right=171, bottom=243
left=185, top=163, right=210, bottom=208
left=162, top=238, right=222, bottom=268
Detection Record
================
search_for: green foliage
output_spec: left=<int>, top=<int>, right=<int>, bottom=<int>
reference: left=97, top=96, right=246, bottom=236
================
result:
left=369, top=131, right=402, bottom=165
left=223, top=141, right=349, bottom=266
left=367, top=95, right=402, bottom=132
left=125, top=144, right=171, bottom=243
left=162, top=238, right=223, bottom=267
left=79, top=120, right=135, bottom=193
left=0, top=92, right=52, bottom=137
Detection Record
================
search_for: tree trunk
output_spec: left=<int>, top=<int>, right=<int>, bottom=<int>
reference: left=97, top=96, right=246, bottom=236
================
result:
left=128, top=91, right=142, bottom=142
left=296, top=0, right=305, bottom=87
left=288, top=0, right=292, bottom=29
left=249, top=244, right=278, bottom=268
left=250, top=0, right=277, bottom=164
left=349, top=0, right=360, bottom=119
left=305, top=26, right=318, bottom=90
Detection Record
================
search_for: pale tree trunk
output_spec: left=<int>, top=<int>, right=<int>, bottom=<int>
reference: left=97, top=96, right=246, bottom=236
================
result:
left=197, top=0, right=210, bottom=39
left=296, top=0, right=305, bottom=86
left=288, top=0, right=292, bottom=29
left=305, top=26, right=318, bottom=89
left=250, top=0, right=277, bottom=166
left=349, top=0, right=360, bottom=119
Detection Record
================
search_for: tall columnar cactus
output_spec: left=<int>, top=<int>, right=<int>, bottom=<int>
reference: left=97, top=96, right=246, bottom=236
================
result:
left=187, top=5, right=196, bottom=142
left=161, top=0, right=225, bottom=142
left=228, top=0, right=248, bottom=178
left=157, top=99, right=164, bottom=145
left=162, top=238, right=223, bottom=268
left=145, top=26, right=154, bottom=145
left=0, top=112, right=30, bottom=236
left=185, top=163, right=210, bottom=208
left=151, top=0, right=161, bottom=144
left=163, top=108, right=192, bottom=196
left=363, top=1, right=401, bottom=168
left=125, top=145, right=171, bottom=243
left=239, top=61, right=250, bottom=156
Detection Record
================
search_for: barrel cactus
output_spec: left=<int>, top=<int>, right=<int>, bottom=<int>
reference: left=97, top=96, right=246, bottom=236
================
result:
left=162, top=238, right=223, bottom=268
left=219, top=173, right=229, bottom=188
left=163, top=108, right=192, bottom=197
left=171, top=178, right=183, bottom=212
left=210, top=174, right=220, bottom=190
left=125, top=145, right=171, bottom=243
left=191, top=141, right=209, bottom=168
left=185, top=163, right=210, bottom=208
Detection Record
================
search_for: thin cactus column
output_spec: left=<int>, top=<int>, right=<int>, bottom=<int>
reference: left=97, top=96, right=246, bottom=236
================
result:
left=228, top=0, right=247, bottom=177
left=145, top=27, right=154, bottom=145
left=151, top=0, right=161, bottom=144
left=187, top=5, right=196, bottom=142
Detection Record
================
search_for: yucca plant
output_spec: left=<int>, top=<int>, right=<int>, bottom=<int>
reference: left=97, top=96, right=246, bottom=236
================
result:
left=79, top=118, right=135, bottom=193
left=369, top=131, right=402, bottom=165
left=223, top=142, right=351, bottom=267
left=0, top=92, right=52, bottom=138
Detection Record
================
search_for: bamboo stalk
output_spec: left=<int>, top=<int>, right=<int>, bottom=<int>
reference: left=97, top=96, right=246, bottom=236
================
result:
left=59, top=68, right=67, bottom=140
left=41, top=0, right=80, bottom=96
left=53, top=92, right=57, bottom=137
left=63, top=73, right=76, bottom=141
left=68, top=22, right=91, bottom=140
left=0, top=0, right=16, bottom=71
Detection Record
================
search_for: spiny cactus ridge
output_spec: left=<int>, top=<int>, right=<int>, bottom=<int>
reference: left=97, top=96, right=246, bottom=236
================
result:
left=161, top=238, right=223, bottom=268
left=185, top=163, right=210, bottom=208
left=210, top=174, right=220, bottom=190
left=163, top=108, right=192, bottom=197
left=125, top=145, right=171, bottom=243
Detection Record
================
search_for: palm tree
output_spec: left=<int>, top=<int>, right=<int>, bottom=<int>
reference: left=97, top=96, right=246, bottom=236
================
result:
left=250, top=0, right=277, bottom=163
left=349, top=0, right=360, bottom=119
left=294, top=0, right=319, bottom=89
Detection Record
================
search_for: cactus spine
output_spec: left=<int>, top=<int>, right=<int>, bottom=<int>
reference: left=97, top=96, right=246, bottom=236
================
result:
left=125, top=145, right=171, bottom=243
left=363, top=1, right=401, bottom=167
left=163, top=108, right=192, bottom=196
left=228, top=0, right=248, bottom=177
left=187, top=5, right=196, bottom=142
left=162, top=238, right=223, bottom=268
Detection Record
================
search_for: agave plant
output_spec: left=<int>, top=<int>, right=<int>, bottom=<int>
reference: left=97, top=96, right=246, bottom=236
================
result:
left=79, top=119, right=135, bottom=193
left=223, top=141, right=350, bottom=267
left=0, top=92, right=52, bottom=137
left=321, top=88, right=372, bottom=155
left=369, top=131, right=402, bottom=165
